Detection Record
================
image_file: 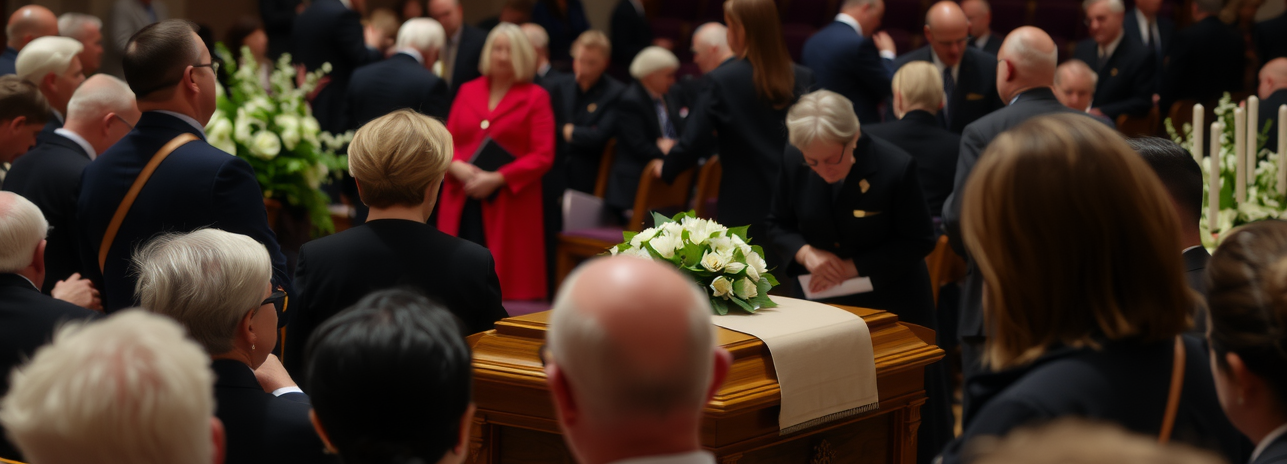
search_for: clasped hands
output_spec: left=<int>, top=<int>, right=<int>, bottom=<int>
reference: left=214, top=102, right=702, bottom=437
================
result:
left=450, top=161, right=507, bottom=200
left=796, top=245, right=859, bottom=294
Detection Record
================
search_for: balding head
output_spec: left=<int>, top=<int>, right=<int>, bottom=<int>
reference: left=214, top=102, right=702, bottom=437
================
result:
left=428, top=0, right=463, bottom=37
left=961, top=0, right=992, bottom=38
left=924, top=1, right=970, bottom=67
left=1259, top=58, right=1287, bottom=99
left=996, top=26, right=1058, bottom=103
left=66, top=74, right=139, bottom=154
left=6, top=5, right=58, bottom=51
left=1055, top=59, right=1097, bottom=111
left=692, top=22, right=732, bottom=74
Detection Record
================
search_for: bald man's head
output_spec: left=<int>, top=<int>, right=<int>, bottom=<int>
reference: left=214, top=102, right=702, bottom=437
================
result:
left=1055, top=60, right=1097, bottom=112
left=996, top=26, right=1058, bottom=103
left=692, top=22, right=732, bottom=74
left=961, top=0, right=992, bottom=38
left=925, top=1, right=970, bottom=68
left=1259, top=58, right=1287, bottom=100
left=7, top=6, right=59, bottom=51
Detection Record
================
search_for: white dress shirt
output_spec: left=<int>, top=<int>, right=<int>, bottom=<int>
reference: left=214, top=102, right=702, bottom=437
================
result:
left=835, top=13, right=896, bottom=60
left=1133, top=8, right=1161, bottom=48
left=610, top=451, right=717, bottom=464
left=1252, top=423, right=1287, bottom=463
left=54, top=128, right=97, bottom=160
left=974, top=31, right=993, bottom=49
left=153, top=110, right=207, bottom=138
left=929, top=49, right=960, bottom=83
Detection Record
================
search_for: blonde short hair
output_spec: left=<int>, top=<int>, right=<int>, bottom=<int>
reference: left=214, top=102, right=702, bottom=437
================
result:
left=348, top=109, right=453, bottom=208
left=480, top=23, right=537, bottom=82
left=629, top=46, right=679, bottom=80
left=786, top=89, right=861, bottom=148
left=15, top=36, right=82, bottom=84
left=0, top=191, right=48, bottom=273
left=132, top=229, right=271, bottom=355
left=0, top=310, right=216, bottom=464
left=968, top=419, right=1225, bottom=464
left=571, top=30, right=611, bottom=59
left=892, top=61, right=945, bottom=113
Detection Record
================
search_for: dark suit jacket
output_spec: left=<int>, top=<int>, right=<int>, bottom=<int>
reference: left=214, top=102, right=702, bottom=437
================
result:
left=291, top=0, right=380, bottom=132
left=971, top=32, right=1002, bottom=56
left=661, top=59, right=815, bottom=260
left=1254, top=432, right=1287, bottom=464
left=77, top=112, right=291, bottom=312
left=448, top=25, right=488, bottom=100
left=1, top=132, right=93, bottom=292
left=1160, top=16, right=1245, bottom=116
left=939, top=336, right=1250, bottom=464
left=347, top=52, right=450, bottom=128
left=0, top=273, right=100, bottom=462
left=943, top=88, right=1089, bottom=338
left=0, top=47, right=15, bottom=76
left=802, top=21, right=894, bottom=124
left=766, top=136, right=936, bottom=328
left=607, top=81, right=686, bottom=211
left=861, top=110, right=960, bottom=215
left=1254, top=12, right=1287, bottom=64
left=286, top=219, right=506, bottom=381
left=1122, top=8, right=1174, bottom=90
left=891, top=46, right=1004, bottom=133
left=37, top=116, right=62, bottom=145
left=212, top=359, right=335, bottom=464
left=1185, top=246, right=1211, bottom=334
left=1073, top=36, right=1157, bottom=119
left=1261, top=89, right=1287, bottom=151
left=609, top=0, right=651, bottom=78
left=260, top=0, right=301, bottom=59
left=553, top=74, right=626, bottom=193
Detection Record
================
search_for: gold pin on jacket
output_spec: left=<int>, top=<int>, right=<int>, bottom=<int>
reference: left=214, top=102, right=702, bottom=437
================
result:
left=853, top=210, right=881, bottom=218
left=859, top=179, right=870, bottom=193
left=588, top=103, right=598, bottom=113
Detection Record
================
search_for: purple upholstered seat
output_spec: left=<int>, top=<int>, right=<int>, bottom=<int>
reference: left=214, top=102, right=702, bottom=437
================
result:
left=503, top=300, right=552, bottom=317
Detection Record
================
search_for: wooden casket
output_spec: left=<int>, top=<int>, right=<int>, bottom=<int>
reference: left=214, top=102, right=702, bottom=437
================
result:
left=466, top=305, right=944, bottom=464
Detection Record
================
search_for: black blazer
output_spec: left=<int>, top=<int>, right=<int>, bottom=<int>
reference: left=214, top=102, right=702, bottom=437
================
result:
left=286, top=219, right=506, bottom=380
left=1255, top=432, right=1287, bottom=464
left=609, top=0, right=651, bottom=76
left=939, top=336, right=1250, bottom=464
left=347, top=52, right=450, bottom=128
left=891, top=46, right=1004, bottom=134
left=0, top=46, right=15, bottom=75
left=448, top=25, right=488, bottom=101
left=77, top=112, right=292, bottom=312
left=1261, top=89, right=1287, bottom=152
left=1122, top=8, right=1174, bottom=90
left=1073, top=36, right=1157, bottom=119
left=766, top=136, right=936, bottom=329
left=971, top=32, right=1002, bottom=56
left=801, top=21, right=893, bottom=124
left=607, top=81, right=686, bottom=211
left=861, top=110, right=960, bottom=215
left=1, top=132, right=93, bottom=292
left=291, top=0, right=380, bottom=132
left=0, top=273, right=100, bottom=462
left=1185, top=246, right=1211, bottom=335
left=661, top=59, right=814, bottom=251
left=553, top=74, right=626, bottom=194
left=259, top=0, right=301, bottom=59
left=1160, top=16, right=1245, bottom=116
left=1254, top=12, right=1287, bottom=64
left=943, top=88, right=1089, bottom=338
left=212, top=359, right=335, bottom=464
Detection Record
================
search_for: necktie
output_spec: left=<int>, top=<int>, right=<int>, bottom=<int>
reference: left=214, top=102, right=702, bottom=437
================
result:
left=656, top=98, right=677, bottom=139
left=1097, top=49, right=1109, bottom=71
left=1149, top=21, right=1161, bottom=55
left=942, top=69, right=956, bottom=129
left=442, top=40, right=456, bottom=86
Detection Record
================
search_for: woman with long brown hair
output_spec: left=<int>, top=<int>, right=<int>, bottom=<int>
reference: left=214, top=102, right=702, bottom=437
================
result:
left=656, top=0, right=813, bottom=267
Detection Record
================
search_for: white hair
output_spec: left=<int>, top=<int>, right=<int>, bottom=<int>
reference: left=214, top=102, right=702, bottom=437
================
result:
left=15, top=36, right=82, bottom=84
left=548, top=260, right=715, bottom=420
left=57, top=13, right=101, bottom=41
left=1083, top=0, right=1126, bottom=13
left=132, top=229, right=271, bottom=355
left=1056, top=59, right=1099, bottom=87
left=630, top=46, right=679, bottom=80
left=0, top=310, right=216, bottom=464
left=396, top=18, right=445, bottom=52
left=67, top=74, right=135, bottom=125
left=0, top=192, right=47, bottom=273
left=692, top=22, right=729, bottom=51
left=520, top=23, right=549, bottom=51
left=787, top=89, right=862, bottom=148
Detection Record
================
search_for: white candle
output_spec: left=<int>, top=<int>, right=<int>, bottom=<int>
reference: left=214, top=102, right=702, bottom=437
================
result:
left=1211, top=121, right=1223, bottom=233
left=1279, top=105, right=1287, bottom=195
left=1250, top=96, right=1260, bottom=180
left=1193, top=103, right=1205, bottom=163
left=1236, top=107, right=1246, bottom=203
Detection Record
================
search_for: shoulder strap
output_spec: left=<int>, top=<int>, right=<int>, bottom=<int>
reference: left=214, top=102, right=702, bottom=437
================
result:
left=98, top=133, right=199, bottom=273
left=1159, top=335, right=1186, bottom=444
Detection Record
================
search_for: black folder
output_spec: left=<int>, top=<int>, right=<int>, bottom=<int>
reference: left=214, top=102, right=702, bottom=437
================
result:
left=469, top=138, right=515, bottom=172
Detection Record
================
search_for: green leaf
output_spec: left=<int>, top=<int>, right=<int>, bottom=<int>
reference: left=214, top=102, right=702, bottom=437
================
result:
left=711, top=297, right=729, bottom=315
left=680, top=242, right=705, bottom=267
left=652, top=211, right=675, bottom=227
left=730, top=296, right=755, bottom=314
left=728, top=225, right=750, bottom=241
left=622, top=230, right=638, bottom=244
left=763, top=272, right=780, bottom=287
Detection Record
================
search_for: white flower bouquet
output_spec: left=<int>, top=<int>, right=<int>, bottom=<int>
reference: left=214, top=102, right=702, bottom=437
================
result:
left=206, top=44, right=351, bottom=235
left=610, top=211, right=780, bottom=314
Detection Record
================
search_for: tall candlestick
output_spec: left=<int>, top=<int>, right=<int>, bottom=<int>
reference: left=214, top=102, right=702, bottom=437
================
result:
left=1211, top=121, right=1223, bottom=233
left=1279, top=105, right=1287, bottom=195
left=1236, top=108, right=1246, bottom=203
left=1250, top=96, right=1260, bottom=181
left=1193, top=103, right=1205, bottom=163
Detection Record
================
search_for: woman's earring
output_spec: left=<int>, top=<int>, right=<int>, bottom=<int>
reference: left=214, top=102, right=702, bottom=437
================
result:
left=251, top=344, right=256, bottom=351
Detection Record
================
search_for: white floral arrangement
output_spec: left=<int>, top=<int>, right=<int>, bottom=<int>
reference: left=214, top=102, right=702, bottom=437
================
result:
left=610, top=211, right=780, bottom=315
left=206, top=44, right=351, bottom=234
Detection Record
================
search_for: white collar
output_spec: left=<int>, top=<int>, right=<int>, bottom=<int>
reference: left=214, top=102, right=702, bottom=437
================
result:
left=51, top=109, right=64, bottom=125
left=835, top=13, right=863, bottom=37
left=1134, top=8, right=1152, bottom=30
left=54, top=128, right=96, bottom=160
left=1252, top=423, right=1287, bottom=462
left=974, top=31, right=991, bottom=48
left=152, top=110, right=206, bottom=137
left=629, top=0, right=644, bottom=15
left=338, top=0, right=352, bottom=9
left=1181, top=245, right=1203, bottom=254
left=1099, top=29, right=1125, bottom=61
left=15, top=274, right=39, bottom=292
left=538, top=62, right=551, bottom=77
left=930, top=48, right=960, bottom=81
left=398, top=49, right=424, bottom=65
left=609, top=451, right=717, bottom=464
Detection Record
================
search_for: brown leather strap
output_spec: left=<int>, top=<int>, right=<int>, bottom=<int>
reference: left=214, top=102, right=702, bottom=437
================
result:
left=1159, top=336, right=1186, bottom=444
left=98, top=133, right=199, bottom=272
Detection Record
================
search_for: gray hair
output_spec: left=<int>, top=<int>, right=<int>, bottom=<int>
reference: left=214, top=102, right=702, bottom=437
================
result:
left=630, top=46, right=679, bottom=80
left=132, top=229, right=271, bottom=355
left=396, top=18, right=445, bottom=53
left=1055, top=59, right=1099, bottom=87
left=1082, top=0, right=1125, bottom=13
left=0, top=192, right=48, bottom=273
left=787, top=89, right=862, bottom=148
left=0, top=310, right=216, bottom=464
left=57, top=13, right=102, bottom=41
left=67, top=74, right=135, bottom=125
left=15, top=36, right=82, bottom=84
left=692, top=22, right=729, bottom=51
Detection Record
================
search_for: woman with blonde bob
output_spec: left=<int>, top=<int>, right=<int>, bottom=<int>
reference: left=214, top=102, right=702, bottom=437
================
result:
left=939, top=114, right=1245, bottom=464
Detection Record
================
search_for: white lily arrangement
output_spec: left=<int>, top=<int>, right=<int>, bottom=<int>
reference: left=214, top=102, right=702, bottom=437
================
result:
left=610, top=211, right=780, bottom=314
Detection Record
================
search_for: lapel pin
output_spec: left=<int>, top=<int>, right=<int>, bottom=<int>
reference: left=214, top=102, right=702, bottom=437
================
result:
left=859, top=179, right=870, bottom=194
left=588, top=103, right=598, bottom=113
left=1110, top=68, right=1119, bottom=77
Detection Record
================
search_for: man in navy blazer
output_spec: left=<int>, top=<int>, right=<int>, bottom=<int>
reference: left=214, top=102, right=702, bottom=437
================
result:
left=77, top=20, right=290, bottom=312
left=961, top=0, right=1001, bottom=56
left=1072, top=0, right=1156, bottom=121
left=347, top=18, right=451, bottom=128
left=429, top=0, right=488, bottom=101
left=891, top=2, right=1003, bottom=134
left=1122, top=0, right=1172, bottom=91
left=291, top=0, right=382, bottom=133
left=801, top=0, right=896, bottom=125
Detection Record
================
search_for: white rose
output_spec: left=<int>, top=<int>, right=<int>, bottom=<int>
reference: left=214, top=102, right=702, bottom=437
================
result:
left=745, top=251, right=768, bottom=282
left=249, top=131, right=282, bottom=160
left=210, top=136, right=237, bottom=155
left=630, top=227, right=660, bottom=248
left=708, top=236, right=736, bottom=257
left=724, top=262, right=746, bottom=274
left=660, top=221, right=683, bottom=238
left=649, top=232, right=683, bottom=259
left=302, top=117, right=321, bottom=146
left=734, top=277, right=758, bottom=300
left=700, top=250, right=729, bottom=273
left=732, top=234, right=753, bottom=256
left=710, top=276, right=733, bottom=299
left=623, top=246, right=652, bottom=259
left=206, top=115, right=232, bottom=140
left=682, top=217, right=721, bottom=244
left=234, top=109, right=255, bottom=144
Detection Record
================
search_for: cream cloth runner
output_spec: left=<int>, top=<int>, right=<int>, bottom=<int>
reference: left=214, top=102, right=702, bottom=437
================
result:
left=711, top=296, right=879, bottom=435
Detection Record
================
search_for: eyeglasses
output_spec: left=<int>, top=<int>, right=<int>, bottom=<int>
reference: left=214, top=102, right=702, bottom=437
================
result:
left=261, top=290, right=288, bottom=328
left=193, top=61, right=220, bottom=74
left=112, top=114, right=134, bottom=130
left=132, top=61, right=220, bottom=98
left=803, top=145, right=848, bottom=167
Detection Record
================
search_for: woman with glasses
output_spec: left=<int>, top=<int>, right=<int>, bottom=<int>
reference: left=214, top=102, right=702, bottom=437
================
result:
left=131, top=228, right=333, bottom=464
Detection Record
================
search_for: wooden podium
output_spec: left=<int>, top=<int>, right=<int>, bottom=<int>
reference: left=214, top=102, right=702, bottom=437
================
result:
left=467, top=305, right=944, bottom=464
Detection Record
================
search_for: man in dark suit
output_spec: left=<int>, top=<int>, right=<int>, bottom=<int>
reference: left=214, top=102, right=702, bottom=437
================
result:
left=942, top=27, right=1091, bottom=414
left=78, top=20, right=291, bottom=312
left=523, top=22, right=570, bottom=90
left=961, top=0, right=1001, bottom=56
left=609, top=0, right=652, bottom=81
left=892, top=1, right=1004, bottom=134
left=1254, top=9, right=1287, bottom=64
left=608, top=47, right=685, bottom=216
left=0, top=76, right=51, bottom=184
left=1, top=6, right=60, bottom=76
left=1257, top=58, right=1287, bottom=151
left=1054, top=59, right=1118, bottom=127
left=1123, top=0, right=1173, bottom=91
left=287, top=110, right=506, bottom=380
left=554, top=31, right=626, bottom=194
left=259, top=0, right=301, bottom=60
left=347, top=18, right=450, bottom=127
left=429, top=0, right=488, bottom=100
left=3, top=75, right=139, bottom=295
left=863, top=64, right=960, bottom=216
left=0, top=191, right=100, bottom=463
left=15, top=36, right=86, bottom=141
left=291, top=0, right=381, bottom=133
left=1160, top=0, right=1244, bottom=118
left=1072, top=0, right=1156, bottom=121
left=802, top=0, right=896, bottom=124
